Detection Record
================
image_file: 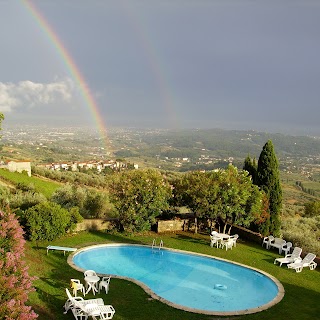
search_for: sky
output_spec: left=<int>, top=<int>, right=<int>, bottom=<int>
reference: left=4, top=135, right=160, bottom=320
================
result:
left=0, top=0, right=320, bottom=136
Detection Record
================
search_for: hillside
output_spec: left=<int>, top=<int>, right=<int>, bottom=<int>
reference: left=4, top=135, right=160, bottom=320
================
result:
left=0, top=127, right=320, bottom=164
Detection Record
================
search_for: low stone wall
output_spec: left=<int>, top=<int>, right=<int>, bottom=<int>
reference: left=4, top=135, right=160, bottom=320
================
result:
left=75, top=219, right=114, bottom=232
left=157, top=219, right=189, bottom=233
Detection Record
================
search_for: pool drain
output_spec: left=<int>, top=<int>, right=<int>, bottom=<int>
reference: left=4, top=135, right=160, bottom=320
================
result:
left=214, top=284, right=227, bottom=290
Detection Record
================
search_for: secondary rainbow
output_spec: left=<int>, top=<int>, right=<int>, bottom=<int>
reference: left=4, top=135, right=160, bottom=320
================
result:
left=120, top=4, right=180, bottom=128
left=22, top=0, right=109, bottom=149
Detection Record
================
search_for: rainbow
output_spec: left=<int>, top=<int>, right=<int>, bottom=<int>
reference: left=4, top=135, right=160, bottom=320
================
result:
left=120, top=4, right=180, bottom=128
left=22, top=0, right=109, bottom=150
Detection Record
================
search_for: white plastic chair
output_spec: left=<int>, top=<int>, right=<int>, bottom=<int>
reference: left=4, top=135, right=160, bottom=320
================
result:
left=262, top=235, right=274, bottom=249
left=282, top=242, right=292, bottom=256
left=99, top=276, right=111, bottom=294
left=210, top=235, right=219, bottom=248
left=71, top=279, right=86, bottom=297
left=230, top=234, right=239, bottom=247
left=220, top=238, right=234, bottom=251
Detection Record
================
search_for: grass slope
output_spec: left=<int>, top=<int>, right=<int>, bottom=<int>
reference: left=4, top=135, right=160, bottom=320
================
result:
left=0, top=169, right=61, bottom=198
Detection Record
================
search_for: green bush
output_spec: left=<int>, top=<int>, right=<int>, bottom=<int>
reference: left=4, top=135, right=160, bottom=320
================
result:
left=25, top=201, right=82, bottom=242
left=304, top=200, right=320, bottom=217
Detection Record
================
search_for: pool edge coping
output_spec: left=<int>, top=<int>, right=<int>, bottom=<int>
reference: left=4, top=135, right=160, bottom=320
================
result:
left=67, top=243, right=285, bottom=316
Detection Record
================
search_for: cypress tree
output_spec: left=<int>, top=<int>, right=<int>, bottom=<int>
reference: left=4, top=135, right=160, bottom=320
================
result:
left=243, top=155, right=257, bottom=184
left=257, top=140, right=282, bottom=235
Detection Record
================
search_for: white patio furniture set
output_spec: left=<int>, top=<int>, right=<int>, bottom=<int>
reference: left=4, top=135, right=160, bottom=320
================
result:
left=262, top=235, right=292, bottom=255
left=71, top=270, right=110, bottom=297
left=263, top=235, right=318, bottom=273
left=64, top=288, right=115, bottom=320
left=210, top=231, right=239, bottom=251
left=65, top=270, right=114, bottom=319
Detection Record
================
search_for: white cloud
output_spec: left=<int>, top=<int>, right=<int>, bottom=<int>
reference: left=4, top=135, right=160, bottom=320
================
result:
left=0, top=78, right=75, bottom=112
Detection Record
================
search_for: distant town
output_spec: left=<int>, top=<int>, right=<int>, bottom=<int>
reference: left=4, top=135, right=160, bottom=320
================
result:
left=1, top=125, right=320, bottom=179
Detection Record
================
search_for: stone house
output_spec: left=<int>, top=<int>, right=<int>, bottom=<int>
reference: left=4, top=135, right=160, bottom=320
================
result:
left=7, top=160, right=32, bottom=177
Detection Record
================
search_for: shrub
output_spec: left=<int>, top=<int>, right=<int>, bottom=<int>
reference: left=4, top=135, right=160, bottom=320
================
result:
left=281, top=216, right=320, bottom=256
left=304, top=200, right=320, bottom=217
left=0, top=209, right=38, bottom=319
left=25, top=202, right=82, bottom=242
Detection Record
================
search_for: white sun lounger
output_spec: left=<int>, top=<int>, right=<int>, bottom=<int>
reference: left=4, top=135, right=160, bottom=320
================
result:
left=64, top=288, right=104, bottom=315
left=64, top=288, right=115, bottom=319
left=46, top=245, right=77, bottom=255
left=287, top=253, right=317, bottom=273
left=274, top=247, right=302, bottom=267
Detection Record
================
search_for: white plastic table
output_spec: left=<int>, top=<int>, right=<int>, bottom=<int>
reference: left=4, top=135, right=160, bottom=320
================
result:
left=215, top=233, right=230, bottom=248
left=216, top=233, right=230, bottom=239
left=85, top=275, right=100, bottom=295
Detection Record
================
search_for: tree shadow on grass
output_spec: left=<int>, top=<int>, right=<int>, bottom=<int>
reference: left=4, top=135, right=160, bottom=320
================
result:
left=31, top=286, right=67, bottom=320
left=174, top=233, right=209, bottom=246
left=31, top=257, right=90, bottom=320
left=32, top=231, right=150, bottom=253
left=82, top=230, right=149, bottom=245
left=266, top=281, right=320, bottom=320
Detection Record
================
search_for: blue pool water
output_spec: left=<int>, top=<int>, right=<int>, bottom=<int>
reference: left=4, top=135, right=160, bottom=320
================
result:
left=72, top=244, right=281, bottom=314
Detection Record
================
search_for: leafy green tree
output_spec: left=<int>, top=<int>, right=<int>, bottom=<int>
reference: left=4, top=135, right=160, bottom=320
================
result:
left=0, top=112, right=3, bottom=132
left=83, top=190, right=109, bottom=218
left=25, top=201, right=82, bottom=241
left=304, top=201, right=320, bottom=217
left=249, top=191, right=270, bottom=235
left=173, top=166, right=262, bottom=234
left=172, top=170, right=220, bottom=233
left=0, top=209, right=38, bottom=319
left=217, top=165, right=261, bottom=233
left=243, top=155, right=257, bottom=184
left=257, top=140, right=282, bottom=235
left=110, top=169, right=172, bottom=232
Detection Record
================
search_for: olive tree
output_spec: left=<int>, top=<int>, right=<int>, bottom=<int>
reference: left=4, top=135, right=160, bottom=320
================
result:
left=51, top=184, right=110, bottom=218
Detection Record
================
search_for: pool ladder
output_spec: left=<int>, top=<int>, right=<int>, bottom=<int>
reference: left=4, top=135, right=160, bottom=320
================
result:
left=152, top=239, right=163, bottom=250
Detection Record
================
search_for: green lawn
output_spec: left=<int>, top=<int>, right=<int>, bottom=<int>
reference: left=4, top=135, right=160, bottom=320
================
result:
left=26, top=231, right=320, bottom=320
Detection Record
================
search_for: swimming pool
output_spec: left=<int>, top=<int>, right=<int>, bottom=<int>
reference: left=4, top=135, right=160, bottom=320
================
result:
left=70, top=244, right=284, bottom=316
